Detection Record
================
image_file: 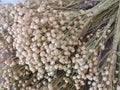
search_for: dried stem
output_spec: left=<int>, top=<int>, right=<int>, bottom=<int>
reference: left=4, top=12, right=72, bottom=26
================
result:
left=108, top=1, right=120, bottom=89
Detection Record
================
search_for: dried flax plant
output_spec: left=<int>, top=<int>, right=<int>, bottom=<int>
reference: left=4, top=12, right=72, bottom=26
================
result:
left=0, top=0, right=120, bottom=90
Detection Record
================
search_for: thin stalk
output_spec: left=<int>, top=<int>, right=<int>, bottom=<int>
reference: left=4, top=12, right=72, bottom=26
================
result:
left=87, top=0, right=119, bottom=17
left=108, top=1, right=120, bottom=89
left=94, top=14, right=116, bottom=48
left=80, top=0, right=118, bottom=37
left=118, top=42, right=120, bottom=84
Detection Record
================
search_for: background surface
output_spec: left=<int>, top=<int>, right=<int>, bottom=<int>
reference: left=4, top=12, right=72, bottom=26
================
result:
left=1, top=0, right=24, bottom=4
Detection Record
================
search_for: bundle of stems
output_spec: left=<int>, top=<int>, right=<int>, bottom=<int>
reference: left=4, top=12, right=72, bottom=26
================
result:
left=0, top=0, right=120, bottom=90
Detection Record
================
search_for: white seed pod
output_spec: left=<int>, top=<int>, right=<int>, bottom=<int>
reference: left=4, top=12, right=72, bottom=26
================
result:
left=6, top=36, right=12, bottom=43
left=102, top=77, right=107, bottom=81
left=105, top=71, right=109, bottom=75
left=98, top=88, right=102, bottom=90
left=106, top=81, right=110, bottom=85
left=48, top=83, right=53, bottom=90
left=88, top=81, right=91, bottom=85
left=74, top=64, right=79, bottom=69
left=84, top=65, right=89, bottom=69
left=92, top=82, right=96, bottom=87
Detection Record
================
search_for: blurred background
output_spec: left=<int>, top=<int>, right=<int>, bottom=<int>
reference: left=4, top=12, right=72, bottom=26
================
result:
left=1, top=0, right=24, bottom=4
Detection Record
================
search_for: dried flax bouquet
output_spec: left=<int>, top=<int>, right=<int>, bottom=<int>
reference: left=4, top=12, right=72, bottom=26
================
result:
left=0, top=0, right=120, bottom=90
